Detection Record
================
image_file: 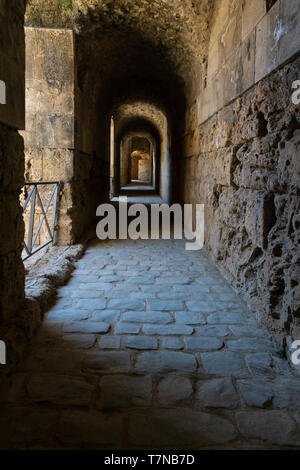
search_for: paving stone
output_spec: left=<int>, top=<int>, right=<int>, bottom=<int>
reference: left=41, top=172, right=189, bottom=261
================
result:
left=175, top=311, right=206, bottom=325
left=74, top=299, right=106, bottom=310
left=46, top=309, right=90, bottom=321
left=115, top=323, right=141, bottom=334
left=122, top=311, right=172, bottom=324
left=156, top=276, right=191, bottom=284
left=98, top=275, right=123, bottom=282
left=207, top=313, right=248, bottom=324
left=62, top=334, right=96, bottom=349
left=201, top=351, right=248, bottom=376
left=126, top=276, right=155, bottom=284
left=98, top=336, right=121, bottom=349
left=62, top=321, right=110, bottom=334
left=0, top=407, right=60, bottom=446
left=71, top=290, right=104, bottom=298
left=108, top=299, right=145, bottom=310
left=143, top=324, right=194, bottom=335
left=141, top=285, right=168, bottom=293
left=157, top=291, right=190, bottom=300
left=184, top=336, right=223, bottom=351
left=56, top=411, right=123, bottom=446
left=104, top=289, right=131, bottom=298
left=135, top=351, right=197, bottom=373
left=227, top=338, right=274, bottom=352
left=229, top=325, right=271, bottom=338
left=98, top=375, right=152, bottom=408
left=195, top=326, right=230, bottom=337
left=196, top=378, right=239, bottom=408
left=148, top=300, right=184, bottom=311
left=124, top=335, right=158, bottom=350
left=236, top=411, right=300, bottom=446
left=158, top=375, right=193, bottom=404
left=186, top=301, right=216, bottom=312
left=161, top=337, right=184, bottom=350
left=83, top=351, right=131, bottom=372
left=130, top=292, right=156, bottom=299
left=27, top=374, right=94, bottom=406
left=78, top=282, right=112, bottom=291
left=237, top=378, right=300, bottom=408
left=128, top=410, right=236, bottom=447
left=91, top=310, right=120, bottom=322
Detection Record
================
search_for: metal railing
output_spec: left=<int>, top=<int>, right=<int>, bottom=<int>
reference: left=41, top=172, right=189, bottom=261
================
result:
left=22, top=182, right=62, bottom=261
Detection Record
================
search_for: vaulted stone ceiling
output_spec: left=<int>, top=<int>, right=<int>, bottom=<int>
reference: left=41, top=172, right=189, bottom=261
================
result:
left=25, top=0, right=215, bottom=116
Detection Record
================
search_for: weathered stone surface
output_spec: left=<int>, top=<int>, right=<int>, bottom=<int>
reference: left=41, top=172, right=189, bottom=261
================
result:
left=158, top=375, right=193, bottom=404
left=196, top=326, right=230, bottom=337
left=56, top=411, right=123, bottom=446
left=98, top=375, right=152, bottom=408
left=108, top=299, right=145, bottom=310
left=122, top=311, right=172, bottom=324
left=175, top=311, right=206, bottom=325
left=63, top=334, right=96, bottom=349
left=201, top=351, right=248, bottom=376
left=196, top=378, right=239, bottom=408
left=227, top=338, right=274, bottom=352
left=148, top=300, right=184, bottom=311
left=185, top=337, right=223, bottom=351
left=128, top=410, right=236, bottom=447
left=98, top=335, right=121, bottom=349
left=47, top=309, right=89, bottom=321
left=91, top=310, right=120, bottom=322
left=62, top=321, right=110, bottom=334
left=237, top=378, right=300, bottom=408
left=115, top=323, right=141, bottom=334
left=186, top=301, right=216, bottom=312
left=83, top=351, right=131, bottom=372
left=161, top=337, right=184, bottom=350
left=236, top=411, right=300, bottom=446
left=135, top=351, right=197, bottom=373
left=27, top=374, right=94, bottom=406
left=124, top=335, right=158, bottom=350
left=74, top=299, right=106, bottom=310
left=143, top=324, right=194, bottom=336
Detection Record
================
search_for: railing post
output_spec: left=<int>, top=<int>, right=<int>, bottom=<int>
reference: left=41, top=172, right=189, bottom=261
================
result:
left=27, top=185, right=36, bottom=255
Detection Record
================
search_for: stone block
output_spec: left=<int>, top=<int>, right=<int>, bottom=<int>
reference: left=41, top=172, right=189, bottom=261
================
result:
left=158, top=375, right=193, bottom=404
left=143, top=324, right=194, bottom=335
left=27, top=374, right=94, bottom=406
left=128, top=410, right=236, bottom=447
left=201, top=351, right=248, bottom=376
left=135, top=351, right=197, bottom=373
left=236, top=411, right=300, bottom=446
left=124, top=335, right=158, bottom=350
left=196, top=378, right=239, bottom=408
left=185, top=336, right=223, bottom=351
left=122, top=311, right=172, bottom=324
left=98, top=375, right=152, bottom=408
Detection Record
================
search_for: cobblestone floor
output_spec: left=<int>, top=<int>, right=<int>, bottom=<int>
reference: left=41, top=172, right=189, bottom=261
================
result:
left=0, top=238, right=300, bottom=449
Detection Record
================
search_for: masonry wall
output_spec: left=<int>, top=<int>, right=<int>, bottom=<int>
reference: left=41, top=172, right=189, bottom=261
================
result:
left=183, top=0, right=300, bottom=343
left=0, top=1, right=31, bottom=364
left=22, top=27, right=75, bottom=244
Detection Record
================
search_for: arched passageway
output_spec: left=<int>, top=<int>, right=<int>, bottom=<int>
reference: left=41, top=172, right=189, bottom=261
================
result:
left=0, top=0, right=300, bottom=451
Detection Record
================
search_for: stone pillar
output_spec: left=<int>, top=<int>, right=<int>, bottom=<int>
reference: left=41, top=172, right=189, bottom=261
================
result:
left=131, top=156, right=140, bottom=180
left=21, top=27, right=75, bottom=244
left=138, top=159, right=151, bottom=182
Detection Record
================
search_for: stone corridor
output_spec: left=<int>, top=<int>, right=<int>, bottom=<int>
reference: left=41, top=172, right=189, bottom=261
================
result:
left=0, top=238, right=299, bottom=450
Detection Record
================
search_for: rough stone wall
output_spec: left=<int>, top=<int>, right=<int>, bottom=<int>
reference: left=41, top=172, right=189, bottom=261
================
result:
left=22, top=27, right=76, bottom=245
left=184, top=56, right=300, bottom=343
left=0, top=1, right=37, bottom=366
left=138, top=159, right=152, bottom=183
